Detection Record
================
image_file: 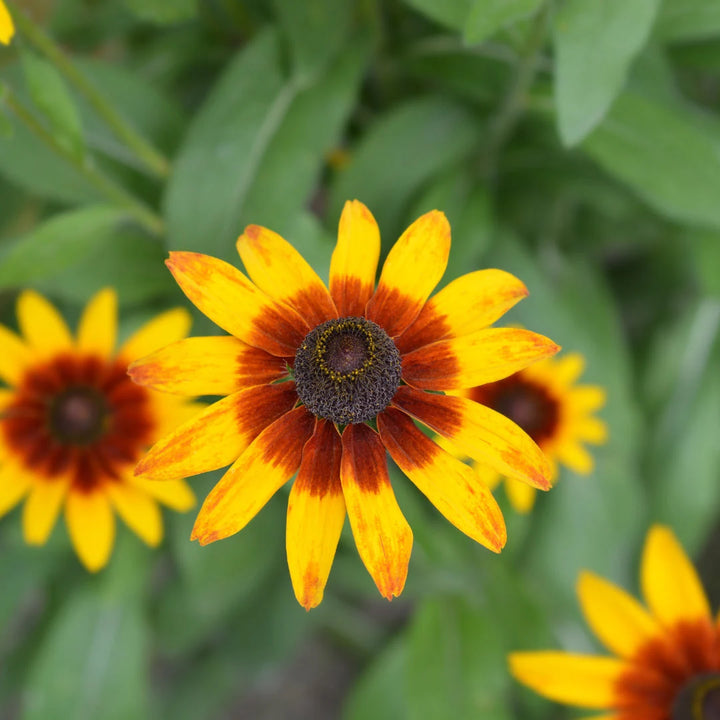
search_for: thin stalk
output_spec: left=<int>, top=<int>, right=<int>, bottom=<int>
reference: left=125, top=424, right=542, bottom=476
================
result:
left=7, top=0, right=170, bottom=179
left=2, top=82, right=165, bottom=236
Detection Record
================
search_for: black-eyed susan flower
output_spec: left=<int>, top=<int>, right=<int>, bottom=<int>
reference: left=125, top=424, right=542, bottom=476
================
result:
left=0, top=289, right=198, bottom=571
left=510, top=525, right=720, bottom=720
left=130, top=200, right=559, bottom=609
left=461, top=352, right=607, bottom=513
left=0, top=0, right=14, bottom=45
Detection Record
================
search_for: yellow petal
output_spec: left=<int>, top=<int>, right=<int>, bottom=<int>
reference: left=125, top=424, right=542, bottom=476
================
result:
left=118, top=307, right=191, bottom=362
left=555, top=440, right=594, bottom=474
left=401, top=327, right=560, bottom=390
left=329, top=200, right=381, bottom=316
left=130, top=476, right=196, bottom=512
left=577, top=570, right=661, bottom=658
left=575, top=416, right=609, bottom=444
left=237, top=225, right=337, bottom=328
left=286, top=420, right=346, bottom=610
left=472, top=462, right=502, bottom=491
left=0, top=0, right=15, bottom=45
left=396, top=269, right=528, bottom=354
left=0, top=461, right=32, bottom=518
left=366, top=211, right=450, bottom=338
left=378, top=408, right=506, bottom=552
left=571, top=386, right=607, bottom=413
left=23, top=478, right=69, bottom=544
left=65, top=488, right=116, bottom=572
left=77, top=288, right=117, bottom=358
left=0, top=324, right=32, bottom=386
left=552, top=352, right=586, bottom=385
left=106, top=481, right=163, bottom=547
left=508, top=651, right=625, bottom=709
left=17, top=290, right=73, bottom=356
left=340, top=423, right=413, bottom=600
left=641, top=524, right=711, bottom=625
left=504, top=477, right=537, bottom=514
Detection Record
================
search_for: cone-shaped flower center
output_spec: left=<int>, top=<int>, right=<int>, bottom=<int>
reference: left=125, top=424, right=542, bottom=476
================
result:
left=673, top=673, right=720, bottom=720
left=50, top=386, right=108, bottom=444
left=294, top=317, right=402, bottom=425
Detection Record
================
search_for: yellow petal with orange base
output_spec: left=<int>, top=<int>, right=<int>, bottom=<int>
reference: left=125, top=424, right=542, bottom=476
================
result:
left=130, top=477, right=195, bottom=512
left=0, top=324, right=32, bottom=386
left=340, top=423, right=412, bottom=600
left=119, top=307, right=191, bottom=362
left=17, top=290, right=73, bottom=356
left=366, top=211, right=450, bottom=338
left=192, top=407, right=315, bottom=545
left=378, top=408, right=506, bottom=552
left=508, top=652, right=624, bottom=709
left=237, top=225, right=337, bottom=328
left=77, top=288, right=117, bottom=358
left=23, top=478, right=69, bottom=544
left=641, top=524, right=711, bottom=625
left=65, top=488, right=116, bottom=571
left=0, top=0, right=15, bottom=45
left=286, top=420, right=346, bottom=610
left=329, top=200, right=381, bottom=316
left=577, top=570, right=661, bottom=658
left=106, top=481, right=163, bottom=547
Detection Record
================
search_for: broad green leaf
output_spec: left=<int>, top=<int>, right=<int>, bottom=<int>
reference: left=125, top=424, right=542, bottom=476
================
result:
left=655, top=0, right=720, bottom=42
left=328, top=97, right=480, bottom=242
left=0, top=205, right=125, bottom=288
left=464, top=0, right=543, bottom=44
left=554, top=0, right=660, bottom=146
left=583, top=92, right=720, bottom=229
left=401, top=0, right=472, bottom=30
left=687, top=229, right=720, bottom=297
left=124, top=0, right=197, bottom=24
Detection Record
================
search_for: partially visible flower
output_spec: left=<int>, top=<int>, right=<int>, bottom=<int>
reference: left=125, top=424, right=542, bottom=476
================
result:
left=510, top=525, right=720, bottom=720
left=130, top=200, right=560, bottom=609
left=460, top=352, right=606, bottom=513
left=0, top=1, right=14, bottom=45
left=0, top=289, right=198, bottom=571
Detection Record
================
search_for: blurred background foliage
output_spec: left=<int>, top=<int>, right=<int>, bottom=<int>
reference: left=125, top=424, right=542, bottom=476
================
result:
left=1, top=0, right=720, bottom=718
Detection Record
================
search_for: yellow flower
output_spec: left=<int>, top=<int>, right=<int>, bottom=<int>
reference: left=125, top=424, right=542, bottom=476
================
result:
left=510, top=525, right=720, bottom=719
left=461, top=352, right=607, bottom=513
left=0, top=1, right=14, bottom=45
left=0, top=289, right=198, bottom=571
left=130, top=200, right=559, bottom=609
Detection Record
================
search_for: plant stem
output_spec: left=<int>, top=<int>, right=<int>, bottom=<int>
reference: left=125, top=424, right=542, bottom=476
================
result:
left=2, top=83, right=165, bottom=236
left=7, top=0, right=170, bottom=179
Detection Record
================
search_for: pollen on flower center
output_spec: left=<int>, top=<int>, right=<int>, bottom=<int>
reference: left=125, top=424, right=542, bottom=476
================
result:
left=294, top=317, right=401, bottom=425
left=673, top=673, right=720, bottom=720
left=50, top=387, right=108, bottom=444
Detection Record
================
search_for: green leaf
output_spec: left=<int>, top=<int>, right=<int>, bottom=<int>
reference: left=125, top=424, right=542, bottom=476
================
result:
left=687, top=228, right=720, bottom=297
left=0, top=205, right=126, bottom=288
left=655, top=0, right=720, bottom=42
left=582, top=92, right=720, bottom=229
left=165, top=29, right=368, bottom=261
left=20, top=49, right=85, bottom=161
left=554, top=0, right=660, bottom=146
left=464, top=0, right=543, bottom=44
left=401, top=0, right=472, bottom=30
left=123, top=0, right=197, bottom=24
left=327, top=97, right=480, bottom=242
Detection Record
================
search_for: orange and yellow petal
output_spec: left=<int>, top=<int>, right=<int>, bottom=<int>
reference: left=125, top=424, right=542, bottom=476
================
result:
left=166, top=252, right=307, bottom=357
left=378, top=408, right=506, bottom=552
left=577, top=571, right=661, bottom=659
left=191, top=407, right=315, bottom=545
left=106, top=481, right=163, bottom=547
left=641, top=524, right=711, bottom=625
left=77, top=288, right=117, bottom=359
left=1, top=0, right=15, bottom=45
left=391, top=386, right=552, bottom=490
left=286, top=420, right=346, bottom=610
left=136, top=383, right=298, bottom=480
left=65, top=488, right=116, bottom=572
left=395, top=269, right=528, bottom=354
left=329, top=200, right=381, bottom=316
left=509, top=652, right=625, bottom=709
left=366, top=211, right=450, bottom=338
left=340, top=422, right=412, bottom=600
left=129, top=336, right=287, bottom=396
left=0, top=324, right=31, bottom=386
left=130, top=476, right=195, bottom=512
left=23, top=478, right=69, bottom=545
left=17, top=290, right=73, bottom=356
left=237, top=225, right=337, bottom=327
left=401, top=328, right=560, bottom=390
left=118, top=307, right=191, bottom=362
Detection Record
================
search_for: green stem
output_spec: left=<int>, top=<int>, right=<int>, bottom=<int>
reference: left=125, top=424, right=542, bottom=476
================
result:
left=7, top=0, right=170, bottom=179
left=1, top=83, right=165, bottom=236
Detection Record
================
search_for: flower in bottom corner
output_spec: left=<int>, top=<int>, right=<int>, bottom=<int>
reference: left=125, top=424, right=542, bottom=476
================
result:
left=461, top=352, right=607, bottom=513
left=0, top=1, right=14, bottom=45
left=129, top=199, right=560, bottom=609
left=510, top=524, right=720, bottom=720
left=0, top=289, right=198, bottom=571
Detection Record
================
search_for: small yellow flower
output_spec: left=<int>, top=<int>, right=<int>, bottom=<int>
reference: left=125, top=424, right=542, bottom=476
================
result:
left=510, top=524, right=720, bottom=719
left=0, top=289, right=198, bottom=571
left=460, top=352, right=607, bottom=513
left=0, top=1, right=14, bottom=45
left=130, top=200, right=560, bottom=609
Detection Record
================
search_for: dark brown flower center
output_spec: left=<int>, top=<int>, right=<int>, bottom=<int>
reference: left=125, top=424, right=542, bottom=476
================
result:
left=49, top=387, right=108, bottom=444
left=294, top=317, right=401, bottom=425
left=673, top=673, right=720, bottom=720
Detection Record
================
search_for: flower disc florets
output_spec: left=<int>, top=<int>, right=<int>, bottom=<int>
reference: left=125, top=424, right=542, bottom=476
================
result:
left=49, top=386, right=108, bottom=445
left=673, top=673, right=720, bottom=720
left=294, top=317, right=401, bottom=425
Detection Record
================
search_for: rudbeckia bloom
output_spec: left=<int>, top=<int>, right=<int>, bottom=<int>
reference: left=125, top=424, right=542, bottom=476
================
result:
left=0, top=0, right=14, bottom=45
left=130, top=200, right=559, bottom=609
left=510, top=525, right=720, bottom=720
left=0, top=289, right=197, bottom=571
left=462, top=352, right=607, bottom=513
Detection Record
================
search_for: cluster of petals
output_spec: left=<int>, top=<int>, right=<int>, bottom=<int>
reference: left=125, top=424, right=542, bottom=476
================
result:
left=130, top=200, right=559, bottom=609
